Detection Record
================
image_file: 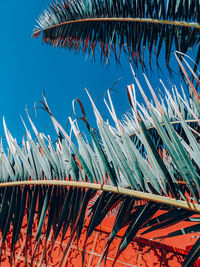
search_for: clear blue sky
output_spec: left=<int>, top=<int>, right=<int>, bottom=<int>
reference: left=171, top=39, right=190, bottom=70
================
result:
left=0, top=0, right=186, bottom=142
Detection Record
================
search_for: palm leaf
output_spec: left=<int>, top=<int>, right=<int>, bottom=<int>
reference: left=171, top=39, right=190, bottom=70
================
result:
left=1, top=56, right=200, bottom=265
left=33, top=0, right=200, bottom=68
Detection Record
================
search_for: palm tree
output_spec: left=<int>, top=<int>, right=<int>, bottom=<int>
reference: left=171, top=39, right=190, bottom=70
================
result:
left=1, top=0, right=200, bottom=266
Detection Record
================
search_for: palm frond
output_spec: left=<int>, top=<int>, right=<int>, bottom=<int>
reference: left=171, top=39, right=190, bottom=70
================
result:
left=33, top=0, right=200, bottom=68
left=1, top=56, right=200, bottom=266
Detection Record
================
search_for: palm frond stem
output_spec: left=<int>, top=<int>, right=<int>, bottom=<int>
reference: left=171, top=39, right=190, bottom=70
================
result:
left=34, top=18, right=200, bottom=37
left=129, top=119, right=200, bottom=138
left=0, top=181, right=199, bottom=213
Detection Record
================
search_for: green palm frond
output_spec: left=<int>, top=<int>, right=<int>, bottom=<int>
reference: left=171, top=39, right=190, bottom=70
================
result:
left=0, top=56, right=200, bottom=266
left=33, top=0, right=200, bottom=68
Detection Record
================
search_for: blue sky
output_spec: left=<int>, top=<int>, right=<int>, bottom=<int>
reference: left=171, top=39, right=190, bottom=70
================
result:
left=0, top=0, right=186, bottom=142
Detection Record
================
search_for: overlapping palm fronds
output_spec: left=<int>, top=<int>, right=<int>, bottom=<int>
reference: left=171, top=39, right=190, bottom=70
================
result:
left=0, top=55, right=200, bottom=266
left=123, top=52, right=200, bottom=136
left=32, top=0, right=200, bottom=68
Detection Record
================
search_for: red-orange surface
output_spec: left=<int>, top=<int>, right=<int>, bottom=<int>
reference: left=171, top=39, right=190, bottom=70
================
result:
left=1, top=211, right=200, bottom=266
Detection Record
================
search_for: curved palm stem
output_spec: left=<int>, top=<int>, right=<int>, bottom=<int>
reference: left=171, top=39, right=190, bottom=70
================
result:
left=129, top=119, right=200, bottom=138
left=0, top=180, right=199, bottom=213
left=34, top=18, right=200, bottom=37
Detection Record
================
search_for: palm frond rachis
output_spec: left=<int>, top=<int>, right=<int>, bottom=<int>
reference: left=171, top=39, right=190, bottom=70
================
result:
left=33, top=0, right=200, bottom=68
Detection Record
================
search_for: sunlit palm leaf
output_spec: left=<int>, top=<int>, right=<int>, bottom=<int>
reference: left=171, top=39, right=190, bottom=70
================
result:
left=33, top=0, right=200, bottom=68
left=0, top=56, right=200, bottom=266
